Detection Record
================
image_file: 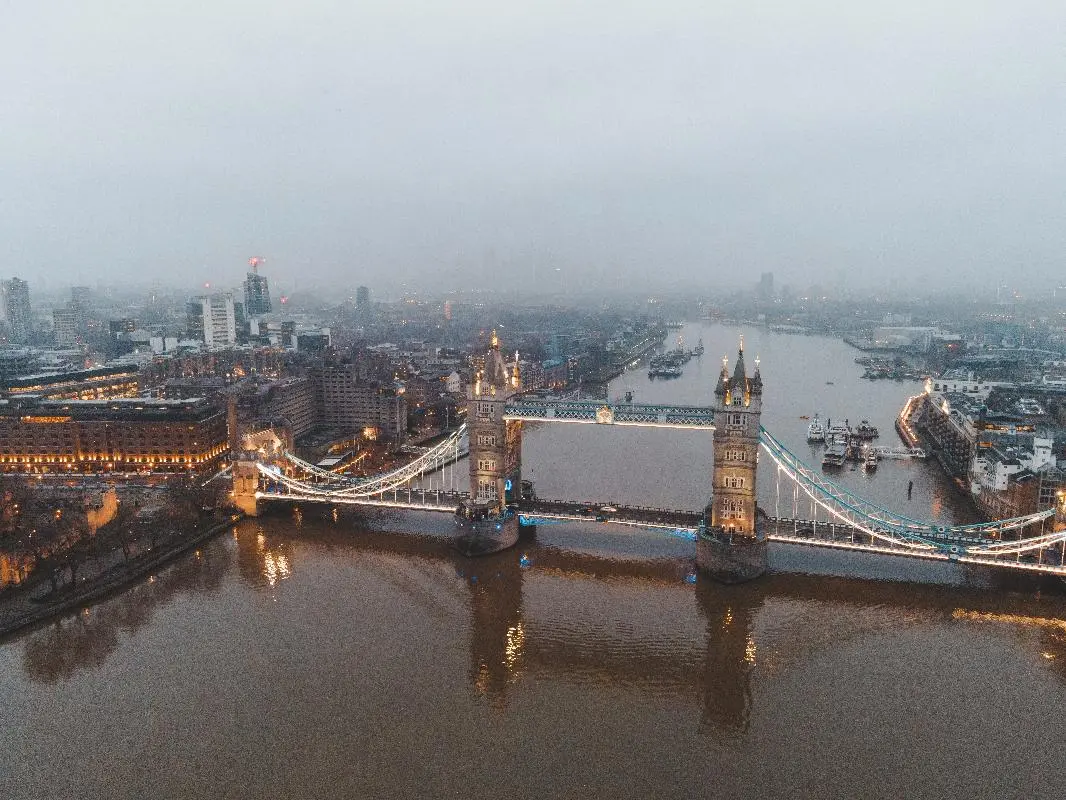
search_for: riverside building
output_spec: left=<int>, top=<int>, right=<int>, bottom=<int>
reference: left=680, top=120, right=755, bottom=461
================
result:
left=0, top=397, right=228, bottom=475
left=0, top=365, right=140, bottom=400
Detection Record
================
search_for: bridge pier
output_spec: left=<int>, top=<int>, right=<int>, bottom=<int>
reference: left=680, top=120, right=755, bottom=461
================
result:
left=231, top=457, right=260, bottom=517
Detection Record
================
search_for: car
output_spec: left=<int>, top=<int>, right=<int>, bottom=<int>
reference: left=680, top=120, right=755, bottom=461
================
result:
left=600, top=505, right=617, bottom=513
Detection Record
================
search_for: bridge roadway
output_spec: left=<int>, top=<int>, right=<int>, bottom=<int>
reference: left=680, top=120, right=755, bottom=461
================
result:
left=518, top=498, right=703, bottom=533
left=257, top=486, right=465, bottom=512
left=255, top=485, right=1066, bottom=576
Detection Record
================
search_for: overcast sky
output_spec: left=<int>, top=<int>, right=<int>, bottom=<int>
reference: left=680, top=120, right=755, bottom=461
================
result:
left=3, top=1, right=1065, bottom=295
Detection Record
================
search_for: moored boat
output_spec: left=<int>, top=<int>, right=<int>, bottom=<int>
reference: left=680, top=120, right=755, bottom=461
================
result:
left=823, top=419, right=851, bottom=445
left=806, top=413, right=825, bottom=443
left=854, top=419, right=880, bottom=439
left=649, top=363, right=683, bottom=378
left=864, top=450, right=879, bottom=470
left=822, top=443, right=847, bottom=468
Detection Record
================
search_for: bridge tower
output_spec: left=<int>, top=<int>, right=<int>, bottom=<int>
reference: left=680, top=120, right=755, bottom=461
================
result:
left=231, top=455, right=260, bottom=517
left=465, top=331, right=524, bottom=513
left=697, top=338, right=768, bottom=582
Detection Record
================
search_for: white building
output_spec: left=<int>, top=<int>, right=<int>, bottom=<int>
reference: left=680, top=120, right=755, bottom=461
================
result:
left=971, top=436, right=1055, bottom=492
left=191, top=293, right=236, bottom=349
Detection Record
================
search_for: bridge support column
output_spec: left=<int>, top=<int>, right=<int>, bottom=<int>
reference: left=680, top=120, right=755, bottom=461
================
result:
left=231, top=458, right=260, bottom=517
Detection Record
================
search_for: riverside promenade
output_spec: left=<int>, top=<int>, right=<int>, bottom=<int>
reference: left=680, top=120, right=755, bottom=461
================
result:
left=0, top=514, right=243, bottom=640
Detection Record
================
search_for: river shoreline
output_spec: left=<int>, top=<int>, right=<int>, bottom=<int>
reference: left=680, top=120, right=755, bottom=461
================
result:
left=0, top=513, right=243, bottom=642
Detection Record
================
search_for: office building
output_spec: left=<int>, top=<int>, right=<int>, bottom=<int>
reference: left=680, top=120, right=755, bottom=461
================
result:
left=309, top=362, right=406, bottom=439
left=244, top=271, right=272, bottom=316
left=2, top=278, right=31, bottom=344
left=53, top=307, right=79, bottom=347
left=188, top=293, right=237, bottom=349
left=356, top=285, right=370, bottom=313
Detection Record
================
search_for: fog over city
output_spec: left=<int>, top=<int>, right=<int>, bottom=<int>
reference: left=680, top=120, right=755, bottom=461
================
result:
left=4, top=1, right=1066, bottom=293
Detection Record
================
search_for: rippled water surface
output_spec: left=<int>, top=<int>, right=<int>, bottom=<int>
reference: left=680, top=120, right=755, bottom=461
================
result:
left=2, top=325, right=1065, bottom=800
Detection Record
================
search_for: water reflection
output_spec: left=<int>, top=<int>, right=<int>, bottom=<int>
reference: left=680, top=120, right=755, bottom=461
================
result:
left=234, top=525, right=296, bottom=589
left=19, top=538, right=231, bottom=683
left=14, top=513, right=1066, bottom=744
left=695, top=581, right=761, bottom=734
left=273, top=519, right=1066, bottom=735
left=457, top=549, right=524, bottom=703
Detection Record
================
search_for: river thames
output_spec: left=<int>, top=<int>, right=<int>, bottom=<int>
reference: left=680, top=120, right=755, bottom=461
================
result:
left=3, top=324, right=1066, bottom=799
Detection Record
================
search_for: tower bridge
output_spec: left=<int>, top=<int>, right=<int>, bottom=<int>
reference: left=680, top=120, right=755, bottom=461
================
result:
left=231, top=333, right=1066, bottom=582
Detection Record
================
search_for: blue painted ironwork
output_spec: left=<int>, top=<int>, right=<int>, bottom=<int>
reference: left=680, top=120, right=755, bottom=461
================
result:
left=503, top=398, right=716, bottom=429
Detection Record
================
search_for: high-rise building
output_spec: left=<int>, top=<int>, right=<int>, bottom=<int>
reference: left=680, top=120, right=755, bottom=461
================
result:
left=187, top=293, right=236, bottom=349
left=2, top=278, right=31, bottom=344
left=356, top=285, right=371, bottom=312
left=53, top=306, right=79, bottom=347
left=244, top=272, right=272, bottom=316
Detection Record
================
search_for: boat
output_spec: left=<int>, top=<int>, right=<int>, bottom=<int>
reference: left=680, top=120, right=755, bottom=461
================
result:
left=648, top=364, right=682, bottom=379
left=823, top=419, right=850, bottom=445
left=821, top=444, right=847, bottom=468
left=693, top=338, right=705, bottom=357
left=806, top=414, right=825, bottom=443
left=853, top=419, right=880, bottom=439
left=871, top=446, right=928, bottom=460
left=864, top=450, right=879, bottom=470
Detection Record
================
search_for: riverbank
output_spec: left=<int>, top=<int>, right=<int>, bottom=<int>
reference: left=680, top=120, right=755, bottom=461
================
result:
left=0, top=513, right=243, bottom=641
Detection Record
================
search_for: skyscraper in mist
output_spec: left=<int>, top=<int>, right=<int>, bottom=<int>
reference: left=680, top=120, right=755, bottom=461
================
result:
left=244, top=271, right=272, bottom=316
left=2, top=278, right=31, bottom=343
left=356, top=285, right=371, bottom=312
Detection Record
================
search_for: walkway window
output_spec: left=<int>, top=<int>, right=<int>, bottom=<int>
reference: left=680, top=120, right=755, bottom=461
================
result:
left=477, top=459, right=496, bottom=471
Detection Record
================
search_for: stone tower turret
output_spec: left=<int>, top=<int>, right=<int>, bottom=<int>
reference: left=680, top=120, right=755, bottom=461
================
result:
left=466, top=331, right=523, bottom=512
left=698, top=336, right=767, bottom=582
